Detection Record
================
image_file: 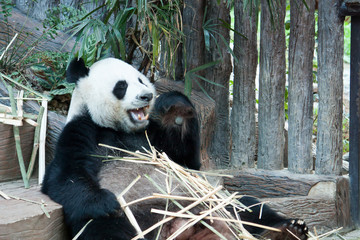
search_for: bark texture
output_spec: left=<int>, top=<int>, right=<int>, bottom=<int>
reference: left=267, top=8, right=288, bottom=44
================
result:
left=258, top=0, right=287, bottom=170
left=230, top=0, right=258, bottom=168
left=287, top=0, right=316, bottom=173
left=183, top=0, right=205, bottom=92
left=203, top=0, right=232, bottom=168
left=316, top=0, right=344, bottom=175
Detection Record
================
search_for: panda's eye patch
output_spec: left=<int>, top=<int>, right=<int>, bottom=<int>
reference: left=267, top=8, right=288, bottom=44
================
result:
left=113, top=80, right=128, bottom=100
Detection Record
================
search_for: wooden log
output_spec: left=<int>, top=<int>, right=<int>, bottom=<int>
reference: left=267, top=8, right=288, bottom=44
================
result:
left=316, top=0, right=344, bottom=175
left=258, top=0, right=287, bottom=170
left=0, top=180, right=67, bottom=239
left=223, top=170, right=351, bottom=233
left=0, top=123, right=34, bottom=182
left=287, top=0, right=316, bottom=173
left=223, top=169, right=338, bottom=198
left=231, top=0, right=258, bottom=168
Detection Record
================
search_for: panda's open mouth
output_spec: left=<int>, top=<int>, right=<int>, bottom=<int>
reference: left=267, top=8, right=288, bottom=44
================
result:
left=128, top=106, right=150, bottom=123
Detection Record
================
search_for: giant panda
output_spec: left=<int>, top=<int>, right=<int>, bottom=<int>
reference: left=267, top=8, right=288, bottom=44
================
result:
left=42, top=57, right=308, bottom=240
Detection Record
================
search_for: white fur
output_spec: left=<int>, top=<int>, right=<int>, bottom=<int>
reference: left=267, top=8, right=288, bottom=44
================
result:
left=67, top=58, right=156, bottom=132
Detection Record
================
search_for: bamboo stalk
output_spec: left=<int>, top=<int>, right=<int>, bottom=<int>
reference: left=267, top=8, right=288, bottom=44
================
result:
left=72, top=219, right=93, bottom=240
left=38, top=100, right=47, bottom=184
left=151, top=209, right=281, bottom=233
left=16, top=90, right=24, bottom=119
left=0, top=33, right=18, bottom=60
left=26, top=106, right=44, bottom=180
left=118, top=196, right=144, bottom=238
left=166, top=192, right=237, bottom=240
left=7, top=84, right=29, bottom=188
left=131, top=186, right=223, bottom=240
left=0, top=190, right=10, bottom=200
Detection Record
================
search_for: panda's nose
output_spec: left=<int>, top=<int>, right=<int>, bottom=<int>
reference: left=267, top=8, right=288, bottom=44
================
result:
left=139, top=93, right=153, bottom=102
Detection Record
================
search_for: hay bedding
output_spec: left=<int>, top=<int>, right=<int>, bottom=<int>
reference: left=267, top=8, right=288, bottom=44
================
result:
left=93, top=142, right=342, bottom=240
left=97, top=143, right=282, bottom=240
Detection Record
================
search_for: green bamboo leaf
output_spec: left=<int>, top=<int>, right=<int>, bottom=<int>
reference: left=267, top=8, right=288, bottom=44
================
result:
left=187, top=60, right=220, bottom=74
left=112, top=28, right=126, bottom=60
left=193, top=73, right=224, bottom=88
left=194, top=78, right=214, bottom=101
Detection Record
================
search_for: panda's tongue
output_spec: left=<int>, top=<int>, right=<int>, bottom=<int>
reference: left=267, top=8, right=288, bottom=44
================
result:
left=129, top=108, right=148, bottom=122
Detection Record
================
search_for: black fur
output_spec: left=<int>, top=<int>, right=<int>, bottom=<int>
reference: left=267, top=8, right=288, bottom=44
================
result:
left=66, top=58, right=89, bottom=84
left=42, top=58, right=308, bottom=240
left=148, top=91, right=201, bottom=170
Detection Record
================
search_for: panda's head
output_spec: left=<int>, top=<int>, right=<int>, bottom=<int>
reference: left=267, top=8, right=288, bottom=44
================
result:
left=66, top=58, right=156, bottom=133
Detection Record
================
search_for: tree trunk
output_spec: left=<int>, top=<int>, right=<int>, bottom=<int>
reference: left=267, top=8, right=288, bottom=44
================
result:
left=203, top=0, right=232, bottom=168
left=316, top=0, right=344, bottom=175
left=230, top=0, right=258, bottom=168
left=183, top=0, right=206, bottom=92
left=287, top=0, right=316, bottom=173
left=258, top=0, right=286, bottom=170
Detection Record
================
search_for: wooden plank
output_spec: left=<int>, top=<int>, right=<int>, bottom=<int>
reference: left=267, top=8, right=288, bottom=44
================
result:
left=349, top=16, right=360, bottom=226
left=315, top=0, right=344, bottom=175
left=203, top=0, right=232, bottom=168
left=230, top=0, right=258, bottom=168
left=0, top=180, right=67, bottom=240
left=287, top=0, right=315, bottom=173
left=258, top=0, right=287, bottom=170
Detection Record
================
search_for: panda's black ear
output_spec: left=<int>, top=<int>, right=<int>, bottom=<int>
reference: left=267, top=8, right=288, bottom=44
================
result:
left=66, top=58, right=89, bottom=84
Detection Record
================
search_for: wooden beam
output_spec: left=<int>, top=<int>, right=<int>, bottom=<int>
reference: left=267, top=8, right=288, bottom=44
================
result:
left=349, top=16, right=360, bottom=226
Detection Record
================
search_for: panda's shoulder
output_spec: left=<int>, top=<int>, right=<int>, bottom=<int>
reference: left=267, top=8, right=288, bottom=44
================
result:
left=59, top=113, right=100, bottom=146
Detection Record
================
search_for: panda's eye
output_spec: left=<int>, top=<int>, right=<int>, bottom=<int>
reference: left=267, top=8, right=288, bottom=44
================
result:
left=138, top=78, right=147, bottom=86
left=113, top=80, right=128, bottom=100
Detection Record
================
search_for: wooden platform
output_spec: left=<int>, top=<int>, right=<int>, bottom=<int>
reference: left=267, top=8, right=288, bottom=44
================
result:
left=0, top=179, right=67, bottom=240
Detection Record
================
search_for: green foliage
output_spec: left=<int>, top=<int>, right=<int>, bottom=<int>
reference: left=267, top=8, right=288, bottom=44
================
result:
left=343, top=114, right=350, bottom=153
left=43, top=0, right=184, bottom=75
left=0, top=0, right=14, bottom=22
left=184, top=60, right=222, bottom=98
left=344, top=18, right=351, bottom=63
left=28, top=52, right=74, bottom=99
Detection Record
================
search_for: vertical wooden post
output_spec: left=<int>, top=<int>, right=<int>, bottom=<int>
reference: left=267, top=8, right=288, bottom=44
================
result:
left=288, top=0, right=315, bottom=173
left=258, top=0, right=286, bottom=170
left=316, top=0, right=344, bottom=175
left=203, top=0, right=232, bottom=168
left=350, top=15, right=360, bottom=226
left=231, top=0, right=258, bottom=168
left=183, top=0, right=205, bottom=93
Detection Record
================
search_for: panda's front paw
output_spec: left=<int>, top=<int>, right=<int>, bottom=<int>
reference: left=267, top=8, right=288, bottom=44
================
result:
left=89, top=188, right=121, bottom=218
left=279, top=219, right=308, bottom=240
left=261, top=219, right=308, bottom=240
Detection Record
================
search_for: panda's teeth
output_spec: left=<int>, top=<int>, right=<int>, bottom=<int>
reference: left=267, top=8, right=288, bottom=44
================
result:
left=137, top=114, right=141, bottom=120
left=145, top=114, right=149, bottom=120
